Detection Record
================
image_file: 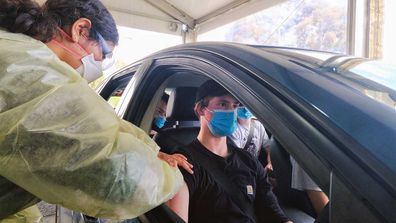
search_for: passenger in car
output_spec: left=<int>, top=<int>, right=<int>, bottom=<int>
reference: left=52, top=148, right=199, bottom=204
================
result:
left=229, top=106, right=273, bottom=172
left=150, top=93, right=170, bottom=135
left=149, top=92, right=194, bottom=174
left=167, top=80, right=292, bottom=223
left=290, top=157, right=329, bottom=216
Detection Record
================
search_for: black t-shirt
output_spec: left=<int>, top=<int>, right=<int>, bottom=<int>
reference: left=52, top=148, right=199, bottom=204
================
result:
left=175, top=139, right=289, bottom=223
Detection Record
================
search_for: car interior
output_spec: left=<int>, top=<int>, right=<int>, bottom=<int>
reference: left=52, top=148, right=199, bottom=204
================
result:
left=100, top=68, right=324, bottom=223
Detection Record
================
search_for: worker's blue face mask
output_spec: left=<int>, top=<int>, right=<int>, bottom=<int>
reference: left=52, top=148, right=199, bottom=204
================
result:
left=237, top=107, right=253, bottom=119
left=154, top=116, right=166, bottom=129
left=205, top=108, right=237, bottom=137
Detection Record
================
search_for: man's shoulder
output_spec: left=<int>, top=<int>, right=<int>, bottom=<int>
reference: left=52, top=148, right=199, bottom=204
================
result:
left=251, top=119, right=265, bottom=130
left=173, top=139, right=196, bottom=152
left=251, top=119, right=268, bottom=139
left=173, top=140, right=201, bottom=164
left=173, top=145, right=191, bottom=158
left=172, top=141, right=206, bottom=188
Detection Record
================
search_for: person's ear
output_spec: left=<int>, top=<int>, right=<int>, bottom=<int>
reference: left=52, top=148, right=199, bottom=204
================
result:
left=195, top=103, right=205, bottom=117
left=70, top=18, right=92, bottom=42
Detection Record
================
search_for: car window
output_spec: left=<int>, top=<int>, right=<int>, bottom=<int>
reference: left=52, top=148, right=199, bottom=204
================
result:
left=258, top=56, right=396, bottom=173
left=245, top=108, right=326, bottom=220
left=321, top=60, right=396, bottom=173
left=107, top=85, right=126, bottom=108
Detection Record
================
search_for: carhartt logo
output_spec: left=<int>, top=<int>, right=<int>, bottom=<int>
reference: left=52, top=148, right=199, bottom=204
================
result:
left=246, top=185, right=253, bottom=195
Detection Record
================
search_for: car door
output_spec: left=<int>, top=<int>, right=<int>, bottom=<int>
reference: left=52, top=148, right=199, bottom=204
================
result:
left=215, top=48, right=396, bottom=223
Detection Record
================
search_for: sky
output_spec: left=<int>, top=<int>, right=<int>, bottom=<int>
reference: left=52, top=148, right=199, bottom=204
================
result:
left=104, top=26, right=182, bottom=75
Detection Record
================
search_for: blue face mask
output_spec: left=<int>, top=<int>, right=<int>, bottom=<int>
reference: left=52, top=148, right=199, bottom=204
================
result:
left=237, top=107, right=253, bottom=119
left=154, top=116, right=166, bottom=129
left=206, top=109, right=237, bottom=137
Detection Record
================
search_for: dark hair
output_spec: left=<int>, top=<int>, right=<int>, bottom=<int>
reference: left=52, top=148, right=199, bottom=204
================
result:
left=195, top=80, right=229, bottom=105
left=0, top=0, right=56, bottom=42
left=43, top=0, right=118, bottom=44
left=0, top=0, right=118, bottom=44
left=161, top=93, right=169, bottom=103
left=194, top=80, right=230, bottom=117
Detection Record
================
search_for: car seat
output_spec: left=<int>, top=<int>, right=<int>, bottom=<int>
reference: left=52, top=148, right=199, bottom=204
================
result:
left=153, top=87, right=200, bottom=154
left=269, top=137, right=317, bottom=220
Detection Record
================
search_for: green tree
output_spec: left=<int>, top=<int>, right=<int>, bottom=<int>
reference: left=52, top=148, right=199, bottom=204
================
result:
left=225, top=0, right=347, bottom=53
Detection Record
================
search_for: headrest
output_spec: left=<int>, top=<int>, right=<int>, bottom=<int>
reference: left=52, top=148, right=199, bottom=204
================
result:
left=166, top=87, right=199, bottom=121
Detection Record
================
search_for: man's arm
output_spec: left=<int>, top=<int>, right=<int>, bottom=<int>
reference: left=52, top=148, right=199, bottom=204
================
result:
left=254, top=120, right=273, bottom=171
left=264, top=145, right=273, bottom=171
left=167, top=182, right=190, bottom=222
left=255, top=160, right=291, bottom=223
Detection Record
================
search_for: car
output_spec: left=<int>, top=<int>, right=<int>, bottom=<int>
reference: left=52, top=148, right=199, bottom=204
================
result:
left=95, top=42, right=396, bottom=223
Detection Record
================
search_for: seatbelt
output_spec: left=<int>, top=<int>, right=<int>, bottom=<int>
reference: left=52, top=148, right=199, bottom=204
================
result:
left=243, top=121, right=256, bottom=150
left=188, top=145, right=256, bottom=219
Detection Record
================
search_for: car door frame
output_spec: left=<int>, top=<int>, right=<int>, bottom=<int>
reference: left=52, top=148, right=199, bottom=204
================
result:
left=116, top=52, right=331, bottom=222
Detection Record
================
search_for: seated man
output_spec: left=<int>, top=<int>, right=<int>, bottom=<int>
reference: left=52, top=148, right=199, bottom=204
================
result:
left=167, top=80, right=292, bottom=223
left=150, top=93, right=169, bottom=136
left=229, top=106, right=273, bottom=172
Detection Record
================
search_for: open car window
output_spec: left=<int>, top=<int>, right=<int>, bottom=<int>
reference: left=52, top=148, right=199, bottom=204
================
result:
left=99, top=72, right=135, bottom=109
left=107, top=84, right=127, bottom=108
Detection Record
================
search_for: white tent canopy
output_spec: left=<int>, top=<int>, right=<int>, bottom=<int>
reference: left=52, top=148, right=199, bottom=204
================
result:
left=103, top=0, right=286, bottom=37
left=37, top=0, right=286, bottom=39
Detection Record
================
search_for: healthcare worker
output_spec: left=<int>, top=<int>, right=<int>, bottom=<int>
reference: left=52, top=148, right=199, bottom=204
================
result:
left=0, top=0, right=188, bottom=221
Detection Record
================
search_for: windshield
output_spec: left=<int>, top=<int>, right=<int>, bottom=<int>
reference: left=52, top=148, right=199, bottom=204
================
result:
left=284, top=49, right=337, bottom=61
left=338, top=60, right=396, bottom=110
left=349, top=60, right=396, bottom=90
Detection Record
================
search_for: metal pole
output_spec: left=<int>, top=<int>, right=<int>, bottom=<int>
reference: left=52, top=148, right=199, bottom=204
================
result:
left=347, top=0, right=357, bottom=55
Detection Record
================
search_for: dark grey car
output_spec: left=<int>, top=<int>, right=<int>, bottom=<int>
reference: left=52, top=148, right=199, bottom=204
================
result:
left=96, top=42, right=396, bottom=223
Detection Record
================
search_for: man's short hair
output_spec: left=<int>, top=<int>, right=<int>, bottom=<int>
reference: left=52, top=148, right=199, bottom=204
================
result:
left=195, top=80, right=229, bottom=106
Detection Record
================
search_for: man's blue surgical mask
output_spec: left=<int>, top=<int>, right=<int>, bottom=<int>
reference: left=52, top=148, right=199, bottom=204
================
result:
left=154, top=116, right=166, bottom=129
left=206, top=109, right=237, bottom=137
left=237, top=107, right=253, bottom=119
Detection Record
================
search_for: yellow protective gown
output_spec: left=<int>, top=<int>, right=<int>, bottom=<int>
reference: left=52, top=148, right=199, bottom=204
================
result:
left=0, top=206, right=42, bottom=223
left=0, top=30, right=183, bottom=219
